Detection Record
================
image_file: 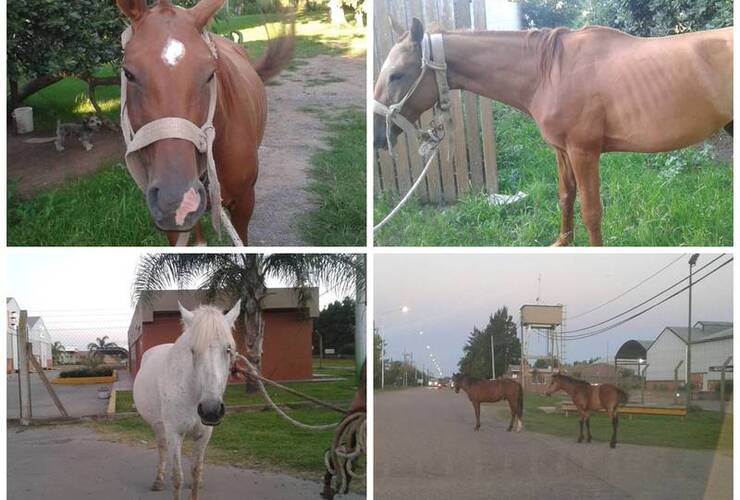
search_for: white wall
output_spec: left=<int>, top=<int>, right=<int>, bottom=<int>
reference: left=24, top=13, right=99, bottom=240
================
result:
left=693, top=338, right=733, bottom=389
left=646, top=329, right=686, bottom=381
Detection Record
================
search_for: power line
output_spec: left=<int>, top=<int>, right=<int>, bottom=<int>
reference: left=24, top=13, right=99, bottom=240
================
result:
left=562, top=254, right=725, bottom=335
left=568, top=254, right=685, bottom=320
left=558, top=257, right=732, bottom=341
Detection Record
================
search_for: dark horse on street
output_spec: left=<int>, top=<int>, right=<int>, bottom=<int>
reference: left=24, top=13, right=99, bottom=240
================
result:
left=546, top=372, right=628, bottom=448
left=453, top=373, right=523, bottom=432
left=117, top=0, right=293, bottom=245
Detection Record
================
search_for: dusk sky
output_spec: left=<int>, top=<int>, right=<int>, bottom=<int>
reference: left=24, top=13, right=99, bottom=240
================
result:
left=375, top=253, right=733, bottom=376
left=7, top=250, right=347, bottom=350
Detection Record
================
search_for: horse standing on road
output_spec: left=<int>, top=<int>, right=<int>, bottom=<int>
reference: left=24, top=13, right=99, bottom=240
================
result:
left=453, top=373, right=523, bottom=432
left=545, top=372, right=628, bottom=448
left=133, top=301, right=240, bottom=500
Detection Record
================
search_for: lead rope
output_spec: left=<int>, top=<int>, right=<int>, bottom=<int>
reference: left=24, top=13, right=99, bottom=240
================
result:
left=120, top=26, right=243, bottom=246
left=233, top=353, right=342, bottom=431
left=373, top=33, right=452, bottom=233
left=323, top=411, right=366, bottom=497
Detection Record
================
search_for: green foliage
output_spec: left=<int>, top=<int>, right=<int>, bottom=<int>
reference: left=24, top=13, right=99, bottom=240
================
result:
left=458, top=307, right=521, bottom=379
left=520, top=0, right=585, bottom=28
left=59, top=367, right=113, bottom=378
left=585, top=0, right=732, bottom=35
left=7, top=0, right=123, bottom=82
left=314, top=297, right=356, bottom=356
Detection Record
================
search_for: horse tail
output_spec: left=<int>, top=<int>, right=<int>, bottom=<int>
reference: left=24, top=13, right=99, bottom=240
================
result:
left=517, top=383, right=524, bottom=418
left=253, top=17, right=295, bottom=82
left=617, top=388, right=628, bottom=406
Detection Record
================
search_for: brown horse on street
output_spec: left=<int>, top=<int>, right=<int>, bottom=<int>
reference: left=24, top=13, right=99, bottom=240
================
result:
left=117, top=0, right=293, bottom=245
left=374, top=18, right=732, bottom=246
left=453, top=373, right=523, bottom=432
left=545, top=373, right=628, bottom=448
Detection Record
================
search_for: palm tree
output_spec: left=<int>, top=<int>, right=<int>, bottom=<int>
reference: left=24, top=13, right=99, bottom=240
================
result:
left=51, top=340, right=65, bottom=365
left=132, top=254, right=366, bottom=387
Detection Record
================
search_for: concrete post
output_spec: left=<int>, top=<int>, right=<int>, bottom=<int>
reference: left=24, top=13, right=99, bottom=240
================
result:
left=18, top=311, right=32, bottom=425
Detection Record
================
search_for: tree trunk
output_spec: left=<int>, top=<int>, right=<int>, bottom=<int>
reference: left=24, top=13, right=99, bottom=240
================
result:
left=354, top=272, right=366, bottom=383
left=242, top=255, right=267, bottom=393
left=84, top=74, right=120, bottom=131
left=18, top=74, right=64, bottom=102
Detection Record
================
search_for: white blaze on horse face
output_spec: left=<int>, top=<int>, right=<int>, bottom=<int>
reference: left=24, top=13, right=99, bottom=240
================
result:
left=162, top=37, right=186, bottom=67
left=175, top=188, right=201, bottom=226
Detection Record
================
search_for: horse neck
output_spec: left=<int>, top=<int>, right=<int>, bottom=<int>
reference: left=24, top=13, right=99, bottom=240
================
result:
left=443, top=31, right=540, bottom=114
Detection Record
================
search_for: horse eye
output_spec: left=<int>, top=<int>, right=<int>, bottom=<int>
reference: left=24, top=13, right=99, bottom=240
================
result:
left=389, top=72, right=403, bottom=83
left=207, top=71, right=216, bottom=83
left=123, top=68, right=136, bottom=82
left=226, top=345, right=232, bottom=354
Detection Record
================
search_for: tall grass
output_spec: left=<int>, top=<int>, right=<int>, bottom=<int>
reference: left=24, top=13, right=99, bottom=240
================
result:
left=374, top=104, right=732, bottom=247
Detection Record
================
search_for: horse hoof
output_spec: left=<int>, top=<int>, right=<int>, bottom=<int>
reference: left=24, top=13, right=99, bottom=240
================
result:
left=550, top=237, right=570, bottom=247
left=610, top=443, right=616, bottom=449
left=151, top=481, right=165, bottom=491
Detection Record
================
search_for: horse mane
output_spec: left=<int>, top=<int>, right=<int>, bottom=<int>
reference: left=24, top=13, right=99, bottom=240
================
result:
left=553, top=372, right=591, bottom=387
left=184, top=305, right=236, bottom=354
left=525, top=27, right=571, bottom=85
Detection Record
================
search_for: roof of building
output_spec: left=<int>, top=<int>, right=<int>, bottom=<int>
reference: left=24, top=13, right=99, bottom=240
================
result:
left=615, top=339, right=653, bottom=360
left=649, top=322, right=733, bottom=347
left=128, top=288, right=320, bottom=344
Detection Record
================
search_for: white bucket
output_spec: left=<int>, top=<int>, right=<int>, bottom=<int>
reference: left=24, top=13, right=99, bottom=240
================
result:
left=13, top=106, right=34, bottom=134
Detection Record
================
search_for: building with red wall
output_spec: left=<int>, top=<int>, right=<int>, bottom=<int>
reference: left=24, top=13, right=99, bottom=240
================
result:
left=128, top=288, right=318, bottom=381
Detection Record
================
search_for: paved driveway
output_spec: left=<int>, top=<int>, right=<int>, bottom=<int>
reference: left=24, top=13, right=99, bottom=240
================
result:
left=7, top=370, right=109, bottom=419
left=8, top=425, right=365, bottom=499
left=375, top=388, right=731, bottom=500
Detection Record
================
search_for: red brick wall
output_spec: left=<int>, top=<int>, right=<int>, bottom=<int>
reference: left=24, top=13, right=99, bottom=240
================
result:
left=131, top=310, right=313, bottom=381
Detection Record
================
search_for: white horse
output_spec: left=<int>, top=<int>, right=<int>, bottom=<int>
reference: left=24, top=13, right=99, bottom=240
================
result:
left=133, top=300, right=240, bottom=500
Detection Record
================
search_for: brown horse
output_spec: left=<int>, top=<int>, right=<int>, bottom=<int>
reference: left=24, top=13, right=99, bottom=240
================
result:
left=545, top=372, right=628, bottom=448
left=117, top=0, right=293, bottom=245
left=374, top=17, right=732, bottom=246
left=452, top=373, right=523, bottom=432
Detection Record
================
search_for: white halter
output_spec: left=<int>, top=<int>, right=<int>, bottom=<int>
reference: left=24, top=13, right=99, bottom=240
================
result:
left=120, top=26, right=239, bottom=244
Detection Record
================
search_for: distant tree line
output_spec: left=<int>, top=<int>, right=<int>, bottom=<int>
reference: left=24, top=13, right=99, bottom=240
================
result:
left=457, top=307, right=521, bottom=380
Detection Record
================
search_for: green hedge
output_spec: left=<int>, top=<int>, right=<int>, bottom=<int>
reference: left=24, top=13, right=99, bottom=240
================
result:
left=59, top=367, right=114, bottom=378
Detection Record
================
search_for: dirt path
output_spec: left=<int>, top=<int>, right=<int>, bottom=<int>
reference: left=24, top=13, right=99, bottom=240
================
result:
left=7, top=53, right=365, bottom=246
left=8, top=425, right=365, bottom=499
left=375, top=388, right=731, bottom=500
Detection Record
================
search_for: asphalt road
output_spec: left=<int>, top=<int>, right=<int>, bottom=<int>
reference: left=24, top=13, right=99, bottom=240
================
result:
left=8, top=425, right=365, bottom=500
left=7, top=370, right=109, bottom=419
left=374, top=388, right=731, bottom=500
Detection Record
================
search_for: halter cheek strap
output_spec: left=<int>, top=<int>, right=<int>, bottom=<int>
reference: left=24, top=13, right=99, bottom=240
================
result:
left=120, top=26, right=237, bottom=243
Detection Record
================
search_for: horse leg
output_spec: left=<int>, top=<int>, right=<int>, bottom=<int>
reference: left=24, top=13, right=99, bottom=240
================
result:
left=585, top=416, right=592, bottom=443
left=473, top=401, right=481, bottom=431
left=151, top=422, right=168, bottom=491
left=506, top=398, right=517, bottom=431
left=568, top=147, right=603, bottom=246
left=610, top=412, right=619, bottom=449
left=227, top=187, right=255, bottom=245
left=166, top=430, right=184, bottom=500
left=724, top=121, right=733, bottom=136
left=577, top=412, right=586, bottom=443
left=190, top=427, right=212, bottom=499
left=552, top=148, right=576, bottom=246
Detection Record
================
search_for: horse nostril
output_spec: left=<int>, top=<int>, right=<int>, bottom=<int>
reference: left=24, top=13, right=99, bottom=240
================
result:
left=218, top=403, right=225, bottom=417
left=197, top=403, right=204, bottom=417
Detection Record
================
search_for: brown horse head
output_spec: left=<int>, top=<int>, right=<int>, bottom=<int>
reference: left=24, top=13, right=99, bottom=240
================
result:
left=117, top=0, right=224, bottom=231
left=452, top=373, right=469, bottom=393
left=545, top=372, right=564, bottom=396
left=373, top=17, right=440, bottom=150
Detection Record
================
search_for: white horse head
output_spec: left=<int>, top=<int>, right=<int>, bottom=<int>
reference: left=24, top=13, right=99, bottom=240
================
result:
left=178, top=300, right=240, bottom=426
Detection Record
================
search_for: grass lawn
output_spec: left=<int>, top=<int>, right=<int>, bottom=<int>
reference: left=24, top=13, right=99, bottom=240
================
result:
left=374, top=103, right=732, bottom=247
left=500, top=393, right=732, bottom=454
left=104, top=364, right=361, bottom=479
left=301, top=110, right=366, bottom=246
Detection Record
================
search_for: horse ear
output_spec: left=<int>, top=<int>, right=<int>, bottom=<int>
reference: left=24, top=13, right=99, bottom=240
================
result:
left=225, top=299, right=241, bottom=327
left=116, top=0, right=147, bottom=22
left=178, top=302, right=194, bottom=326
left=410, top=17, right=425, bottom=44
left=189, top=0, right=226, bottom=30
left=389, top=15, right=406, bottom=37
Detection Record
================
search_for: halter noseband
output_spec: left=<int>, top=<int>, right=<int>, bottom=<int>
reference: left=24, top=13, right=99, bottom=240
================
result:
left=120, top=26, right=226, bottom=239
left=373, top=32, right=452, bottom=157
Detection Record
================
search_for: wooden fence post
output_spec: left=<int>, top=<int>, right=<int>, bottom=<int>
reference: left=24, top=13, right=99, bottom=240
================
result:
left=18, top=311, right=32, bottom=425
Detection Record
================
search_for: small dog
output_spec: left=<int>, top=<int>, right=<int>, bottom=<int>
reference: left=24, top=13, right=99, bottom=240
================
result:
left=24, top=115, right=103, bottom=152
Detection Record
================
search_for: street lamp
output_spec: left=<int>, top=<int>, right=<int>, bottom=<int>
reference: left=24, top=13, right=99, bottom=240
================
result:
left=379, top=305, right=409, bottom=389
left=686, top=253, right=699, bottom=409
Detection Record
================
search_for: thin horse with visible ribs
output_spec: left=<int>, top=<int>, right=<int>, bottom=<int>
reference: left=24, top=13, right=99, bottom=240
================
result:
left=545, top=372, right=628, bottom=448
left=452, top=373, right=523, bottom=432
left=117, top=0, right=293, bottom=245
left=374, top=17, right=732, bottom=246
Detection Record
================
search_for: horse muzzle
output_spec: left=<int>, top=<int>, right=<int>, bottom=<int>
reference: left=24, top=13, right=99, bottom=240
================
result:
left=197, top=401, right=225, bottom=426
left=146, top=179, right=207, bottom=231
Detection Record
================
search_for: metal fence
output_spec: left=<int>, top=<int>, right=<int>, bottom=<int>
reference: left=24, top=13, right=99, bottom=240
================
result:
left=373, top=0, right=498, bottom=203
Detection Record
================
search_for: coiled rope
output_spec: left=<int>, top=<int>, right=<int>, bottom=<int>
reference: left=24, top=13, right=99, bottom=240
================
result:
left=322, top=411, right=366, bottom=498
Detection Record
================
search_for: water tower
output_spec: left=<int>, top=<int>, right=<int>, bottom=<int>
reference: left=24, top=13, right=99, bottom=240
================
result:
left=519, top=304, right=563, bottom=390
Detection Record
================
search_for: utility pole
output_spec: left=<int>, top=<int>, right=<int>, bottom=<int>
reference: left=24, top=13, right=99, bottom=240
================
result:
left=318, top=331, right=323, bottom=369
left=687, top=253, right=699, bottom=409
left=18, top=311, right=32, bottom=425
left=490, top=334, right=496, bottom=379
